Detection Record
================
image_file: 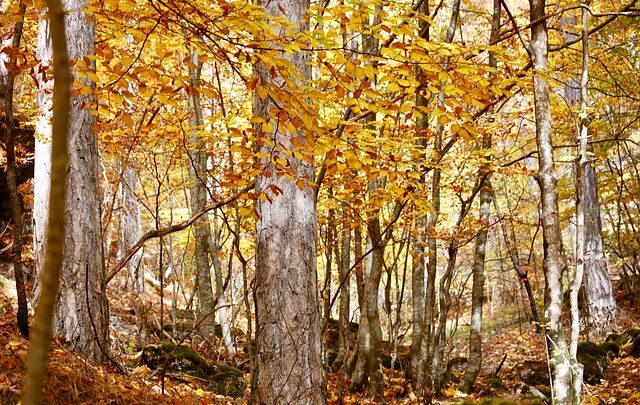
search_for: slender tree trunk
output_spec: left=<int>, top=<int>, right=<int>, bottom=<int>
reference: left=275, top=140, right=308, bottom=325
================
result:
left=2, top=0, right=29, bottom=338
left=208, top=213, right=236, bottom=357
left=459, top=0, right=500, bottom=391
left=119, top=165, right=143, bottom=292
left=23, top=0, right=70, bottom=400
left=411, top=0, right=430, bottom=389
left=252, top=0, right=325, bottom=400
left=529, top=0, right=576, bottom=402
left=492, top=191, right=540, bottom=324
left=185, top=47, right=217, bottom=339
left=333, top=211, right=351, bottom=370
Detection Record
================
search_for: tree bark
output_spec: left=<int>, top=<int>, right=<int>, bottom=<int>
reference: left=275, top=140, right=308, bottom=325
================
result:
left=23, top=0, right=70, bottom=400
left=252, top=0, right=325, bottom=400
left=583, top=162, right=616, bottom=336
left=185, top=46, right=217, bottom=339
left=2, top=0, right=29, bottom=339
left=459, top=0, right=499, bottom=392
left=33, top=0, right=109, bottom=362
left=119, top=165, right=143, bottom=292
left=410, top=0, right=429, bottom=389
left=529, top=0, right=576, bottom=402
left=332, top=211, right=351, bottom=370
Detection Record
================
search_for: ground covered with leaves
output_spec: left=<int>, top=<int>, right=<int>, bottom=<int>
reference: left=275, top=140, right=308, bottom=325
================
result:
left=0, top=274, right=639, bottom=404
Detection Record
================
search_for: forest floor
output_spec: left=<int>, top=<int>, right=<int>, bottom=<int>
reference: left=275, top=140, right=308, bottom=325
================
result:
left=0, top=272, right=639, bottom=404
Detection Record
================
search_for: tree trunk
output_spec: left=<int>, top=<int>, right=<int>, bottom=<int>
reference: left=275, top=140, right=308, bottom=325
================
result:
left=185, top=47, right=217, bottom=339
left=252, top=0, right=325, bottom=400
left=23, top=0, right=71, bottom=401
left=119, top=165, right=143, bottom=292
left=583, top=163, right=616, bottom=335
left=459, top=180, right=491, bottom=393
left=32, top=0, right=109, bottom=361
left=2, top=0, right=29, bottom=339
left=333, top=212, right=351, bottom=370
left=459, top=0, right=499, bottom=392
left=364, top=218, right=385, bottom=401
left=410, top=0, right=430, bottom=389
left=208, top=214, right=236, bottom=358
left=529, top=0, right=576, bottom=402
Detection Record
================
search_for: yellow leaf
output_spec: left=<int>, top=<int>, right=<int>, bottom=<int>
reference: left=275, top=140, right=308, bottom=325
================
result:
left=256, top=85, right=268, bottom=100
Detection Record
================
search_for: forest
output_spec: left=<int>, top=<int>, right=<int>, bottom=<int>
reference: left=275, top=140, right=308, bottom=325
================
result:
left=0, top=0, right=639, bottom=403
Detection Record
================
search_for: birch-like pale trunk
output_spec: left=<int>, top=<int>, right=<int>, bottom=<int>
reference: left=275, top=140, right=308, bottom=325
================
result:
left=119, top=165, right=143, bottom=292
left=529, top=0, right=576, bottom=402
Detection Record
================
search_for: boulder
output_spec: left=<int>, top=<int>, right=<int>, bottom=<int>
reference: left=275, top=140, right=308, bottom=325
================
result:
left=140, top=342, right=246, bottom=398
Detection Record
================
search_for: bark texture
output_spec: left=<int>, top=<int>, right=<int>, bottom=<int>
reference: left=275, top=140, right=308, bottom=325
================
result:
left=583, top=163, right=616, bottom=335
left=529, top=0, right=576, bottom=402
left=185, top=48, right=217, bottom=339
left=23, top=0, right=70, bottom=400
left=252, top=0, right=325, bottom=401
left=33, top=0, right=109, bottom=362
left=120, top=165, right=143, bottom=292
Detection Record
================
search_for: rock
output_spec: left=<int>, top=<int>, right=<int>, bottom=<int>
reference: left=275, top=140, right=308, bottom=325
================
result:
left=577, top=341, right=608, bottom=384
left=516, top=360, right=549, bottom=387
left=140, top=342, right=246, bottom=398
left=445, top=356, right=468, bottom=384
left=614, top=328, right=640, bottom=357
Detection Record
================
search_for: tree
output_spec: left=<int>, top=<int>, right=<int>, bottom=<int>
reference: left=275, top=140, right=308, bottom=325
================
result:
left=529, top=0, right=580, bottom=402
left=33, top=0, right=108, bottom=362
left=23, top=0, right=70, bottom=401
left=2, top=0, right=29, bottom=339
left=185, top=43, right=217, bottom=339
left=251, top=0, right=325, bottom=401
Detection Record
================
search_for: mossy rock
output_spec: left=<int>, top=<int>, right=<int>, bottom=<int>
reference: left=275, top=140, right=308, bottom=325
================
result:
left=577, top=341, right=609, bottom=384
left=598, top=342, right=620, bottom=358
left=613, top=329, right=640, bottom=357
left=140, top=342, right=246, bottom=398
left=205, top=364, right=246, bottom=398
left=515, top=360, right=548, bottom=387
left=614, top=328, right=640, bottom=346
left=445, top=357, right=468, bottom=384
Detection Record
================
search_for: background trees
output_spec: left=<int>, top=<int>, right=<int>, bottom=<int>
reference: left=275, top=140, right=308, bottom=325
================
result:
left=0, top=0, right=639, bottom=403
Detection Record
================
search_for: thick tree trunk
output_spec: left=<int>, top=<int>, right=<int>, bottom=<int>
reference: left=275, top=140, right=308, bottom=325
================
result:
left=252, top=0, right=325, bottom=400
left=364, top=220, right=385, bottom=401
left=583, top=163, right=616, bottom=335
left=529, top=0, right=577, bottom=402
left=33, top=0, right=109, bottom=361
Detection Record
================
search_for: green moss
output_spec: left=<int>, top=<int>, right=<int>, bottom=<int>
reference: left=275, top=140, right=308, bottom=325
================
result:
left=140, top=342, right=246, bottom=397
left=598, top=342, right=619, bottom=358
left=616, top=328, right=640, bottom=346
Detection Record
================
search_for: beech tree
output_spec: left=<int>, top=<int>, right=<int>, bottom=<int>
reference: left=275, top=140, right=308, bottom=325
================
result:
left=33, top=0, right=108, bottom=361
left=251, top=0, right=325, bottom=401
